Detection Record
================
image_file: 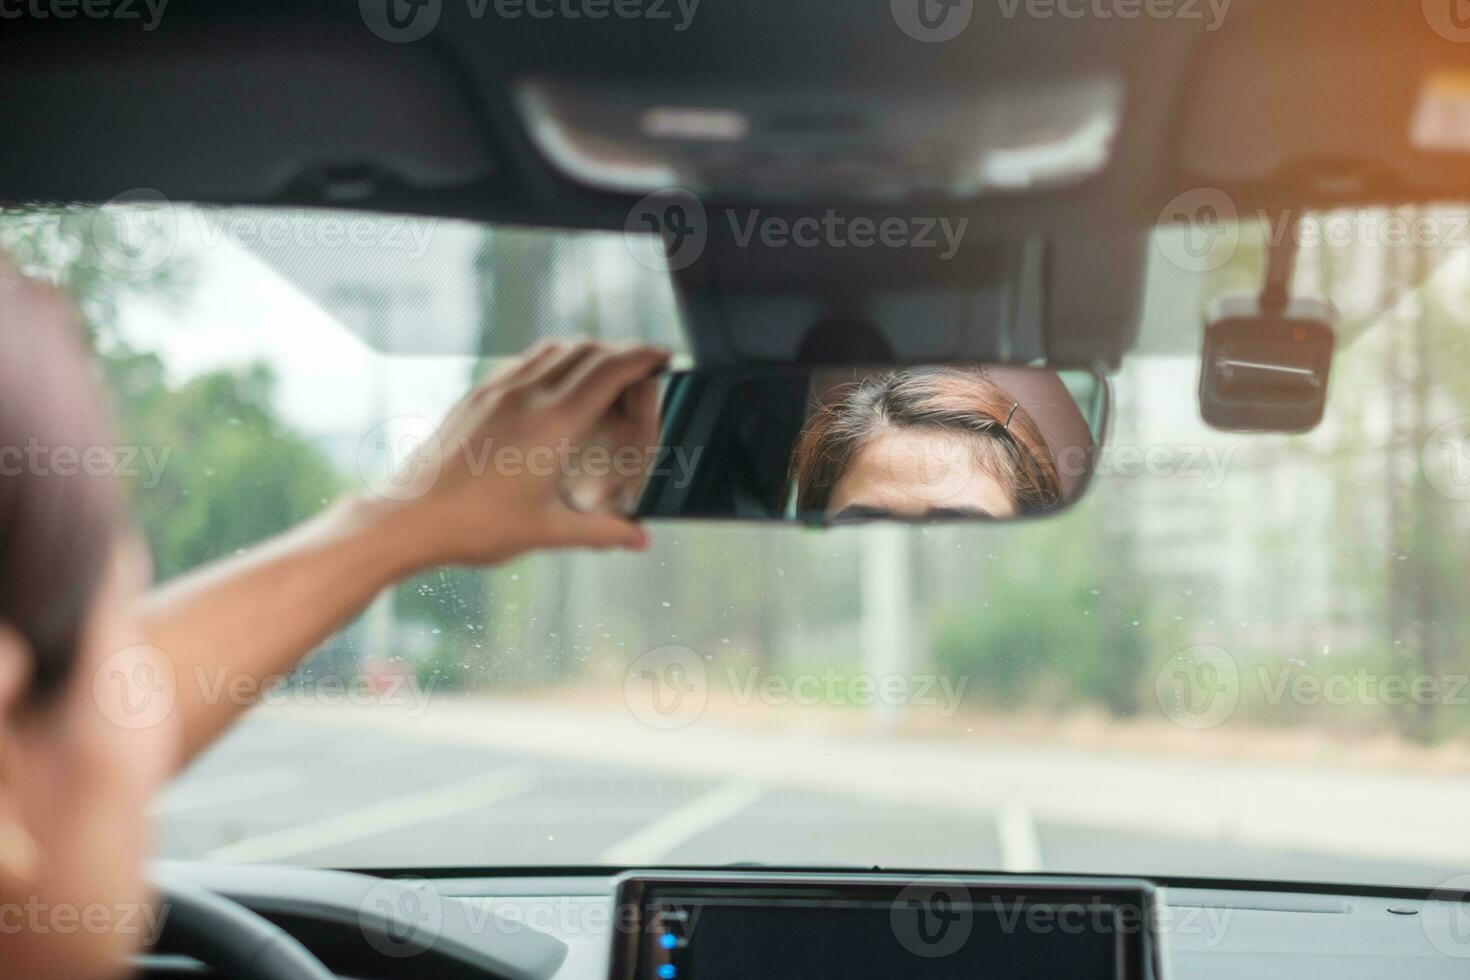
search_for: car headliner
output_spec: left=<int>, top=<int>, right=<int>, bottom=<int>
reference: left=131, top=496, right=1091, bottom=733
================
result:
left=0, top=1, right=1462, bottom=367
left=0, top=1, right=1459, bottom=226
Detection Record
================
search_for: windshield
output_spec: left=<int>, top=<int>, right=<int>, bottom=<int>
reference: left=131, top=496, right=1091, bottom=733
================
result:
left=6, top=201, right=1470, bottom=887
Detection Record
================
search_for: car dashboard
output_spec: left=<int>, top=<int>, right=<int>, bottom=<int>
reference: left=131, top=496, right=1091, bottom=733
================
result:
left=140, top=863, right=1470, bottom=980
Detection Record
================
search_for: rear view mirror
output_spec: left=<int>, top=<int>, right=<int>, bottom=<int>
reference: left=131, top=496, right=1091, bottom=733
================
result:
left=624, top=364, right=1107, bottom=525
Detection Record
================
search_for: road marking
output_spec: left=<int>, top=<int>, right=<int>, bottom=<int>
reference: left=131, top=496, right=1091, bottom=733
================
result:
left=996, top=805, right=1044, bottom=872
left=203, top=767, right=533, bottom=864
left=153, top=767, right=306, bottom=815
left=600, top=776, right=767, bottom=866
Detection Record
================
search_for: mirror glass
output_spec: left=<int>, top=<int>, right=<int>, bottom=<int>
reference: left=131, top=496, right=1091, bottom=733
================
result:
left=565, top=364, right=1106, bottom=525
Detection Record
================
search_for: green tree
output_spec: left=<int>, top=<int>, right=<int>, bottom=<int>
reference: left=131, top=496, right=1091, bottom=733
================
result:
left=118, top=361, right=338, bottom=578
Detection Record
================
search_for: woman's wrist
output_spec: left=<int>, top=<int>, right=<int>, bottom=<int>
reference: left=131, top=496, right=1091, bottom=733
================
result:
left=324, top=493, right=453, bottom=585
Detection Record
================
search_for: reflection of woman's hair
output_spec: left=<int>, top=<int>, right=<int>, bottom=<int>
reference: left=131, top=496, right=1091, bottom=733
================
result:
left=789, top=367, right=1063, bottom=515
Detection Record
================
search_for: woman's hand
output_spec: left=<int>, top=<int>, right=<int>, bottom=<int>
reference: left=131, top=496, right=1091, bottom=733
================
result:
left=141, top=340, right=668, bottom=762
left=370, top=340, right=670, bottom=569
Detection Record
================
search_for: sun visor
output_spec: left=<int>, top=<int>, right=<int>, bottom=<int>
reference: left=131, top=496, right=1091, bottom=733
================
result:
left=0, top=21, right=492, bottom=206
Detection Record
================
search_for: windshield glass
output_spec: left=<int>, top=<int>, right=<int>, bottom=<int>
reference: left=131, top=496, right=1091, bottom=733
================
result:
left=6, top=202, right=1470, bottom=886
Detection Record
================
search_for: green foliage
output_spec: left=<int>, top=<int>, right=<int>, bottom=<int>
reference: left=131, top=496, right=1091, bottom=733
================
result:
left=929, top=511, right=1155, bottom=716
left=117, top=362, right=339, bottom=579
left=397, top=568, right=489, bottom=691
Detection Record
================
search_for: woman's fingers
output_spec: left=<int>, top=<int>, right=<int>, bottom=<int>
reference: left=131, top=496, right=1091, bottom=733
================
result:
left=517, top=340, right=603, bottom=392
left=498, top=340, right=564, bottom=385
left=553, top=345, right=670, bottom=431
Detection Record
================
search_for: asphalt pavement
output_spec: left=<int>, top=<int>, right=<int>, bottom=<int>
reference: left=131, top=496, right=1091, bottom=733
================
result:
left=154, top=707, right=1466, bottom=888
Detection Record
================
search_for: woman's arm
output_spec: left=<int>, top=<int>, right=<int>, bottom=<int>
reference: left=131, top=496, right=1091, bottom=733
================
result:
left=140, top=341, right=667, bottom=765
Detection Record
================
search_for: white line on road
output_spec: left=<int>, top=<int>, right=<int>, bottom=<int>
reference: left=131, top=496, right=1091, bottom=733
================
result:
left=204, top=767, right=533, bottom=864
left=600, top=776, right=767, bottom=866
left=264, top=702, right=1470, bottom=869
left=153, top=767, right=305, bottom=816
left=996, top=805, right=1044, bottom=872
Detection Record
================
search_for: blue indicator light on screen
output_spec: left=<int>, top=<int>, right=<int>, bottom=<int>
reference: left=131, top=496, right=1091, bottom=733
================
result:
left=659, top=933, right=678, bottom=950
left=657, top=965, right=677, bottom=979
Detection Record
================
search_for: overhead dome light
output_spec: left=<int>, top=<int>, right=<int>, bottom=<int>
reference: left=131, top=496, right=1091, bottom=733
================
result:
left=640, top=107, right=751, bottom=142
left=974, top=115, right=1119, bottom=192
left=516, top=76, right=1123, bottom=204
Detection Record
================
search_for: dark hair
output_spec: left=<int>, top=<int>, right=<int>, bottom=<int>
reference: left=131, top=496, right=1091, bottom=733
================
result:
left=789, top=366, right=1063, bottom=515
left=0, top=256, right=122, bottom=701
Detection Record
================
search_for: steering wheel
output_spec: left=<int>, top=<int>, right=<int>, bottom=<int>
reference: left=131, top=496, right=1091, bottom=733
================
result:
left=152, top=876, right=335, bottom=980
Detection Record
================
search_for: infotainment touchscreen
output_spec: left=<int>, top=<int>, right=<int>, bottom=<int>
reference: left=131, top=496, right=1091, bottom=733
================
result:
left=609, top=873, right=1161, bottom=980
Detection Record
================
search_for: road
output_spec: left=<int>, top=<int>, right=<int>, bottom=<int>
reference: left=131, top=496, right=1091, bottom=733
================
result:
left=153, top=701, right=1469, bottom=889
